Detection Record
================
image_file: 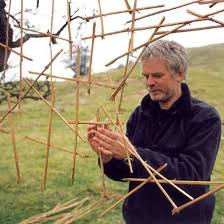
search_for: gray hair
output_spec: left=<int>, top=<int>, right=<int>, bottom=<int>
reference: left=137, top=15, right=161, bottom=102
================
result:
left=141, top=40, right=189, bottom=77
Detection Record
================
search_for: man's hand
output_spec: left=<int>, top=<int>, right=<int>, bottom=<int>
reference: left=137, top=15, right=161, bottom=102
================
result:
left=89, top=126, right=131, bottom=160
left=87, top=124, right=113, bottom=163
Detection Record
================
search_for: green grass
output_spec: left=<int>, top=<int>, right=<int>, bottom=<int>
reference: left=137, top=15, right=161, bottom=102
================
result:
left=0, top=44, right=224, bottom=223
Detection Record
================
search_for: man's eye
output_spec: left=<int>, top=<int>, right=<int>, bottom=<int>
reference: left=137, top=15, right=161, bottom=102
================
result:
left=153, top=73, right=163, bottom=78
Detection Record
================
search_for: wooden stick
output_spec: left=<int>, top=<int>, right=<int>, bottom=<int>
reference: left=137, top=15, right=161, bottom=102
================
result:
left=187, top=9, right=224, bottom=26
left=29, top=71, right=118, bottom=89
left=156, top=8, right=224, bottom=35
left=130, top=0, right=137, bottom=53
left=25, top=136, right=87, bottom=157
left=126, top=0, right=201, bottom=23
left=0, top=49, right=62, bottom=124
left=99, top=105, right=178, bottom=209
left=67, top=0, right=73, bottom=60
left=124, top=0, right=131, bottom=11
left=123, top=178, right=224, bottom=186
left=109, top=17, right=166, bottom=101
left=14, top=25, right=72, bottom=43
left=87, top=22, right=96, bottom=94
left=172, top=184, right=224, bottom=215
left=199, top=0, right=224, bottom=3
left=42, top=88, right=56, bottom=191
left=0, top=128, right=10, bottom=134
left=0, top=43, right=33, bottom=61
left=209, top=2, right=218, bottom=7
left=68, top=120, right=124, bottom=125
left=82, top=17, right=208, bottom=40
left=2, top=0, right=12, bottom=79
left=7, top=92, right=21, bottom=183
left=95, top=108, right=107, bottom=198
left=156, top=24, right=223, bottom=35
left=71, top=46, right=81, bottom=184
left=82, top=4, right=164, bottom=21
left=100, top=164, right=167, bottom=217
left=41, top=2, right=56, bottom=191
left=98, top=0, right=105, bottom=39
left=23, top=79, right=85, bottom=142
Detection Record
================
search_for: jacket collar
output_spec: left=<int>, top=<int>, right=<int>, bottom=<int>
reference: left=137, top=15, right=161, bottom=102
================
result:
left=141, top=83, right=192, bottom=117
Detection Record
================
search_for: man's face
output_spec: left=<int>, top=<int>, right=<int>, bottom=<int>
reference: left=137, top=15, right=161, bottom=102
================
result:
left=142, top=58, right=184, bottom=108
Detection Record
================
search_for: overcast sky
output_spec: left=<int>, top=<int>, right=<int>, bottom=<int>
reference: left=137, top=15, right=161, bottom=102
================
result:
left=4, top=0, right=224, bottom=80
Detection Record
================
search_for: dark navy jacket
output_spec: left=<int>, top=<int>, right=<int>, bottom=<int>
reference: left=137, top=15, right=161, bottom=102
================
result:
left=103, top=84, right=221, bottom=224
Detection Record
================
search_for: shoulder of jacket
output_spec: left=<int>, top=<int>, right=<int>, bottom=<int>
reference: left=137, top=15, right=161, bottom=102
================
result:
left=190, top=97, right=221, bottom=122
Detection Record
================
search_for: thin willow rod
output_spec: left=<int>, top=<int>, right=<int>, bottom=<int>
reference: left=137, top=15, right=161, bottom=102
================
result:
left=82, top=4, right=164, bottom=21
left=0, top=128, right=10, bottom=134
left=156, top=24, right=223, bottom=35
left=126, top=0, right=201, bottom=23
left=2, top=0, right=12, bottom=79
left=29, top=71, right=118, bottom=89
left=187, top=9, right=224, bottom=26
left=99, top=105, right=179, bottom=209
left=98, top=0, right=105, bottom=39
left=109, top=16, right=166, bottom=101
left=209, top=2, right=218, bottom=7
left=117, top=116, right=133, bottom=173
left=71, top=46, right=81, bottom=184
left=7, top=92, right=20, bottom=183
left=172, top=184, right=224, bottom=215
left=68, top=120, right=124, bottom=125
left=14, top=25, right=72, bottom=43
left=18, top=0, right=24, bottom=110
left=130, top=0, right=137, bottom=53
left=118, top=39, right=131, bottom=113
left=0, top=49, right=62, bottom=124
left=42, top=88, right=56, bottom=191
left=156, top=8, right=224, bottom=35
left=25, top=136, right=87, bottom=157
left=95, top=108, right=107, bottom=198
left=64, top=199, right=108, bottom=224
left=124, top=0, right=131, bottom=11
left=55, top=199, right=92, bottom=224
left=88, top=22, right=96, bottom=94
left=67, top=0, right=73, bottom=60
left=82, top=17, right=208, bottom=40
left=199, top=0, right=224, bottom=3
left=123, top=178, right=224, bottom=186
left=41, top=0, right=56, bottom=192
left=23, top=79, right=85, bottom=142
left=0, top=43, right=33, bottom=61
left=100, top=164, right=167, bottom=217
left=20, top=197, right=90, bottom=224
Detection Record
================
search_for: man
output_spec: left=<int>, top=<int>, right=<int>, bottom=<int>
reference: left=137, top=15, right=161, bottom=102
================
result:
left=87, top=40, right=221, bottom=224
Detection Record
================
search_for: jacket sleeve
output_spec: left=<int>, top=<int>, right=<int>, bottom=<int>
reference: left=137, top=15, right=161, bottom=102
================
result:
left=134, top=108, right=221, bottom=181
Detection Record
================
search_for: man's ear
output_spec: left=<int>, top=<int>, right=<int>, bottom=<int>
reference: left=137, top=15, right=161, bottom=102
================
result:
left=177, top=72, right=185, bottom=82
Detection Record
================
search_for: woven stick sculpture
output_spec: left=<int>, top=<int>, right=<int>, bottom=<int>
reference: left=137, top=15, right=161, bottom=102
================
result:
left=2, top=1, right=224, bottom=223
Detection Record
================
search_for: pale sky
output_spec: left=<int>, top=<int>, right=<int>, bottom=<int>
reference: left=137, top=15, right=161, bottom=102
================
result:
left=4, top=0, right=224, bottom=80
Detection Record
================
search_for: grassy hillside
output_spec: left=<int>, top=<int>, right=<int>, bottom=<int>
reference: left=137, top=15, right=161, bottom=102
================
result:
left=0, top=43, right=224, bottom=224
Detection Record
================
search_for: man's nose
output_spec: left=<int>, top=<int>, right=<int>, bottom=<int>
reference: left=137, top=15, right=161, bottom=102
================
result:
left=146, top=75, right=156, bottom=86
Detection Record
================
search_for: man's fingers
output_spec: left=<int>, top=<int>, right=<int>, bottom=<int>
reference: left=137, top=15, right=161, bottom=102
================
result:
left=97, top=127, right=119, bottom=140
left=87, top=124, right=97, bottom=132
left=89, top=138, right=113, bottom=156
